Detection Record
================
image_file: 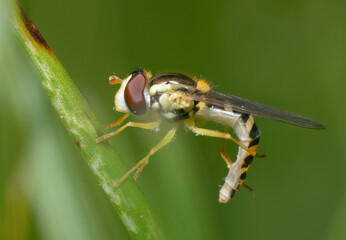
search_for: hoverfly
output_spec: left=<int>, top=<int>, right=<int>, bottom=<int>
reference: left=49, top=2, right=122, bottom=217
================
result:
left=96, top=69, right=325, bottom=203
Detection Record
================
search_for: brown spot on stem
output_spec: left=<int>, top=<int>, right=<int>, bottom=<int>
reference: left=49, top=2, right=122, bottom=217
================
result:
left=19, top=6, right=53, bottom=54
left=75, top=140, right=81, bottom=148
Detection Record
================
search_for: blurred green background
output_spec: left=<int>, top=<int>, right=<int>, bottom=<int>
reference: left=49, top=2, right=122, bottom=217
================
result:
left=1, top=0, right=346, bottom=239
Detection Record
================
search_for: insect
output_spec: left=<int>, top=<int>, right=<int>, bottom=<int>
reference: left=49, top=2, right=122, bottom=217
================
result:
left=96, top=69, right=325, bottom=203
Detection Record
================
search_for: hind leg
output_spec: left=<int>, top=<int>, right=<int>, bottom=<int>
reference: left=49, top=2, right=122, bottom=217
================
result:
left=183, top=118, right=257, bottom=156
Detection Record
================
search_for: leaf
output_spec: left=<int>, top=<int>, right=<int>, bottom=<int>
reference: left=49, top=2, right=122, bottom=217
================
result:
left=10, top=3, right=164, bottom=240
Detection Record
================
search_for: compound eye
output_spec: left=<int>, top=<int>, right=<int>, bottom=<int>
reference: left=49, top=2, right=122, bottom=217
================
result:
left=124, top=72, right=147, bottom=115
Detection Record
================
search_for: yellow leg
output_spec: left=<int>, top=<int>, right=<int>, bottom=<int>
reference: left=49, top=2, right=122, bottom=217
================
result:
left=103, top=114, right=129, bottom=129
left=220, top=127, right=232, bottom=168
left=96, top=121, right=160, bottom=143
left=113, top=124, right=179, bottom=188
left=220, top=137, right=232, bottom=168
left=184, top=119, right=257, bottom=156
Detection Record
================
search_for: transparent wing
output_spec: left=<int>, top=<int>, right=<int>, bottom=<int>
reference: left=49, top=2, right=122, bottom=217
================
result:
left=191, top=90, right=325, bottom=130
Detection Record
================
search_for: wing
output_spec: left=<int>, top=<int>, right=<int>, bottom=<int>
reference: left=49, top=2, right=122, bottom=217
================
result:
left=191, top=90, right=325, bottom=130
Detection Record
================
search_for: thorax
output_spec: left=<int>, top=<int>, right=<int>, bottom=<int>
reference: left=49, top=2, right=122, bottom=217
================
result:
left=148, top=73, right=198, bottom=122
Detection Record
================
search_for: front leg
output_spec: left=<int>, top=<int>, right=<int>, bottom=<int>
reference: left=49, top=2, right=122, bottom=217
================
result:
left=96, top=121, right=160, bottom=143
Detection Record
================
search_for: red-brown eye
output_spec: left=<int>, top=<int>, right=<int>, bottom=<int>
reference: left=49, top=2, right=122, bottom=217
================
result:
left=124, top=72, right=147, bottom=115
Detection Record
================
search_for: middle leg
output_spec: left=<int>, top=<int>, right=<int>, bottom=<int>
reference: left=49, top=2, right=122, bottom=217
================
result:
left=113, top=123, right=179, bottom=188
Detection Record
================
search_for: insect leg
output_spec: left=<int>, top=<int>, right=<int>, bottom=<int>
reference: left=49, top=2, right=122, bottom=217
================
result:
left=96, top=121, right=160, bottom=143
left=133, top=124, right=179, bottom=179
left=113, top=124, right=178, bottom=188
left=242, top=183, right=254, bottom=193
left=103, top=114, right=129, bottom=129
left=220, top=130, right=232, bottom=168
left=183, top=119, right=257, bottom=156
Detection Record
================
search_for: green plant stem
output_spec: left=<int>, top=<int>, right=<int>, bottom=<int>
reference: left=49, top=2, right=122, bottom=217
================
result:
left=10, top=3, right=164, bottom=240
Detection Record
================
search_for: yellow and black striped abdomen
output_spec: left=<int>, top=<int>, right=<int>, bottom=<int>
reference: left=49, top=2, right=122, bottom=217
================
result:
left=219, top=113, right=261, bottom=203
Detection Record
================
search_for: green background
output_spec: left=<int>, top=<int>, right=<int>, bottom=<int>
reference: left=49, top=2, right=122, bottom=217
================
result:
left=1, top=0, right=346, bottom=239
